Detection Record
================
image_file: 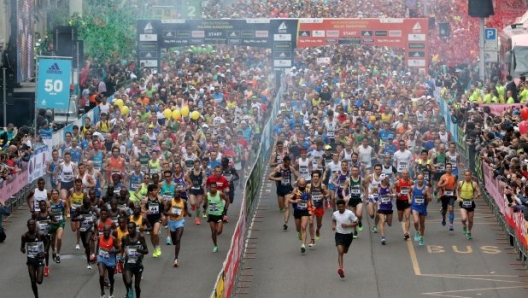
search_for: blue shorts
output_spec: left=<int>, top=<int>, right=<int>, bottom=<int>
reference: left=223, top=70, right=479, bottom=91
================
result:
left=328, top=184, right=337, bottom=191
left=411, top=207, right=428, bottom=216
left=368, top=196, right=379, bottom=203
left=168, top=219, right=185, bottom=232
left=97, top=256, right=116, bottom=268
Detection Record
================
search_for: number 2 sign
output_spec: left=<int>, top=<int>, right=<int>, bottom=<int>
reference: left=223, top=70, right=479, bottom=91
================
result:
left=37, top=58, right=72, bottom=109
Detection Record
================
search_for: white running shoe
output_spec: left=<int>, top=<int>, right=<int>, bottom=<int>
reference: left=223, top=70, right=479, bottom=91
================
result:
left=75, top=244, right=80, bottom=250
left=87, top=265, right=92, bottom=270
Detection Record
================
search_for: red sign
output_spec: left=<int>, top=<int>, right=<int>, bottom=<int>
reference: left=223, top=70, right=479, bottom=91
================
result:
left=297, top=18, right=429, bottom=72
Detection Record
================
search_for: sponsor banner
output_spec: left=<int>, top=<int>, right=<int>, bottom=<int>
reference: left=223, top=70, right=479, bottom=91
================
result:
left=0, top=170, right=29, bottom=203
left=297, top=18, right=428, bottom=70
left=28, top=145, right=51, bottom=183
left=36, top=58, right=72, bottom=110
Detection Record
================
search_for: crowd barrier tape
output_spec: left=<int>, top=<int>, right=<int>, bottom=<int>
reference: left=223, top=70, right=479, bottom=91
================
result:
left=438, top=96, right=528, bottom=262
left=212, top=81, right=283, bottom=298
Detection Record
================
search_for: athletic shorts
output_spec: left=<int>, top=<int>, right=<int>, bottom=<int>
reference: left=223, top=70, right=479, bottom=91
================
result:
left=60, top=181, right=74, bottom=191
left=147, top=216, right=162, bottom=227
left=277, top=185, right=293, bottom=196
left=208, top=215, right=223, bottom=223
left=293, top=209, right=310, bottom=219
left=459, top=201, right=476, bottom=212
left=396, top=200, right=411, bottom=211
left=98, top=257, right=116, bottom=268
left=26, top=257, right=45, bottom=267
left=335, top=232, right=353, bottom=247
left=348, top=198, right=362, bottom=208
left=368, top=196, right=379, bottom=203
left=377, top=209, right=393, bottom=215
left=312, top=207, right=325, bottom=218
left=433, top=173, right=444, bottom=182
left=328, top=184, right=337, bottom=191
left=411, top=207, right=428, bottom=216
left=124, top=264, right=144, bottom=274
left=168, top=219, right=185, bottom=231
left=50, top=222, right=66, bottom=234
left=189, top=188, right=205, bottom=196
left=440, top=196, right=456, bottom=211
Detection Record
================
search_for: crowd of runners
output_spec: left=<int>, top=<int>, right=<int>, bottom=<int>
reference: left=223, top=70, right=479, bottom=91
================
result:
left=21, top=46, right=275, bottom=298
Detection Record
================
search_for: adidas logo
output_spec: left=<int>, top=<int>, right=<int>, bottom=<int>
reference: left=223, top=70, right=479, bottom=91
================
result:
left=413, top=22, right=421, bottom=31
left=46, top=63, right=62, bottom=74
left=278, top=22, right=287, bottom=31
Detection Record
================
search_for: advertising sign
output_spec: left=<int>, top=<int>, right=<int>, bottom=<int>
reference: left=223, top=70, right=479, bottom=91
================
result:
left=137, top=20, right=160, bottom=72
left=158, top=19, right=272, bottom=47
left=270, top=19, right=299, bottom=69
left=36, top=58, right=72, bottom=109
left=297, top=18, right=429, bottom=71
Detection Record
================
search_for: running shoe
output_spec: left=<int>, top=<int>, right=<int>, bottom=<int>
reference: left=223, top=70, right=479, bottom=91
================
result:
left=191, top=205, right=196, bottom=211
left=301, top=244, right=306, bottom=253
left=338, top=268, right=345, bottom=278
left=44, top=266, right=49, bottom=277
left=279, top=207, right=283, bottom=213
left=223, top=215, right=229, bottom=223
left=404, top=232, right=410, bottom=241
left=308, top=239, right=315, bottom=247
left=441, top=219, right=446, bottom=227
left=173, top=259, right=178, bottom=267
left=100, top=295, right=105, bottom=298
left=55, top=255, right=61, bottom=263
left=52, top=251, right=57, bottom=260
left=358, top=221, right=364, bottom=232
left=372, top=227, right=378, bottom=233
left=213, top=246, right=219, bottom=253
left=104, top=278, right=110, bottom=288
left=419, top=237, right=424, bottom=246
left=449, top=224, right=454, bottom=231
left=87, top=264, right=92, bottom=270
left=202, top=212, right=207, bottom=218
left=353, top=231, right=358, bottom=239
left=414, top=232, right=420, bottom=242
left=127, top=290, right=134, bottom=298
left=109, top=296, right=114, bottom=298
left=467, top=233, right=472, bottom=240
left=462, top=226, right=467, bottom=235
left=166, top=237, right=172, bottom=245
left=153, top=247, right=162, bottom=258
left=90, top=253, right=96, bottom=262
left=195, top=218, right=201, bottom=225
left=283, top=223, right=288, bottom=231
left=297, top=232, right=301, bottom=240
left=67, top=213, right=70, bottom=218
left=75, top=243, right=81, bottom=250
left=315, top=230, right=320, bottom=240
left=381, top=236, right=386, bottom=245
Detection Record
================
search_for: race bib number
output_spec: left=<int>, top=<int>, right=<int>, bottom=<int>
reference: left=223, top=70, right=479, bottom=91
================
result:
left=398, top=162, right=408, bottom=171
left=163, top=194, right=172, bottom=202
left=171, top=206, right=182, bottom=216
left=281, top=177, right=290, bottom=186
left=381, top=195, right=391, bottom=204
left=297, top=203, right=307, bottom=209
left=55, top=215, right=64, bottom=222
left=414, top=196, right=424, bottom=204
left=118, top=204, right=127, bottom=211
left=400, top=187, right=409, bottom=195
left=71, top=203, right=81, bottom=210
left=80, top=215, right=93, bottom=232
left=300, top=166, right=308, bottom=175
left=126, top=247, right=139, bottom=263
left=38, top=222, right=50, bottom=234
left=99, top=249, right=110, bottom=259
left=437, top=163, right=445, bottom=171
left=27, top=242, right=43, bottom=258
left=148, top=203, right=159, bottom=214
left=350, top=188, right=361, bottom=195
left=444, top=190, right=454, bottom=196
left=462, top=200, right=473, bottom=207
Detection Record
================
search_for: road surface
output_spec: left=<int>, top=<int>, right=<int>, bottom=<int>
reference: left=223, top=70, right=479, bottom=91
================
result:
left=0, top=184, right=244, bottom=298
left=239, top=169, right=528, bottom=298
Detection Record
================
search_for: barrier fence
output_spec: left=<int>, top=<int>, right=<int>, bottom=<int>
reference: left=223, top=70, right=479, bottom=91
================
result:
left=211, top=81, right=283, bottom=298
left=437, top=97, right=528, bottom=263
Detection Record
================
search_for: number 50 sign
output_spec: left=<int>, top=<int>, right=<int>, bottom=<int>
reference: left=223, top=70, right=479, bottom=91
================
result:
left=37, top=58, right=72, bottom=109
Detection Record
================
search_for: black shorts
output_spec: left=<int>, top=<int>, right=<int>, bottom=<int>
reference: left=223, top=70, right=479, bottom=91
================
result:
left=60, top=181, right=74, bottom=190
left=293, top=209, right=310, bottom=219
left=396, top=200, right=411, bottom=211
left=459, top=201, right=476, bottom=212
left=26, top=257, right=45, bottom=267
left=377, top=209, right=393, bottom=215
left=335, top=232, right=353, bottom=247
left=441, top=196, right=456, bottom=211
left=124, top=264, right=144, bottom=274
left=189, top=188, right=205, bottom=196
left=147, top=216, right=162, bottom=227
left=208, top=215, right=223, bottom=223
left=433, top=173, right=444, bottom=182
left=277, top=185, right=293, bottom=196
left=348, top=198, right=362, bottom=208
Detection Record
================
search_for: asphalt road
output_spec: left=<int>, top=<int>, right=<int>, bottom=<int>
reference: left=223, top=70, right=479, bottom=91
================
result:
left=0, top=183, right=244, bottom=298
left=239, top=169, right=528, bottom=298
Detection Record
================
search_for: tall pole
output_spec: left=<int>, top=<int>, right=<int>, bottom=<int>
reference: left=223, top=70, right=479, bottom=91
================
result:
left=479, top=18, right=486, bottom=80
left=2, top=67, right=6, bottom=128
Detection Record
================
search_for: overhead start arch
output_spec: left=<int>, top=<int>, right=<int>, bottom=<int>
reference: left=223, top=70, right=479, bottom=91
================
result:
left=136, top=18, right=428, bottom=73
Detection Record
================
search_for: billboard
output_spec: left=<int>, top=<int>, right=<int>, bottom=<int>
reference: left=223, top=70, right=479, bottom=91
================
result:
left=36, top=57, right=72, bottom=109
left=16, top=0, right=35, bottom=82
left=297, top=18, right=429, bottom=72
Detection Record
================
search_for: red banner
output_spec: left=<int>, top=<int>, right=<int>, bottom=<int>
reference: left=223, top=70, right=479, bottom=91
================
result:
left=0, top=170, right=29, bottom=203
left=297, top=18, right=429, bottom=72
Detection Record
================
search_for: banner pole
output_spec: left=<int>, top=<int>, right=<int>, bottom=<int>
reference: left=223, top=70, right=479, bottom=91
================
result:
left=34, top=57, right=39, bottom=142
